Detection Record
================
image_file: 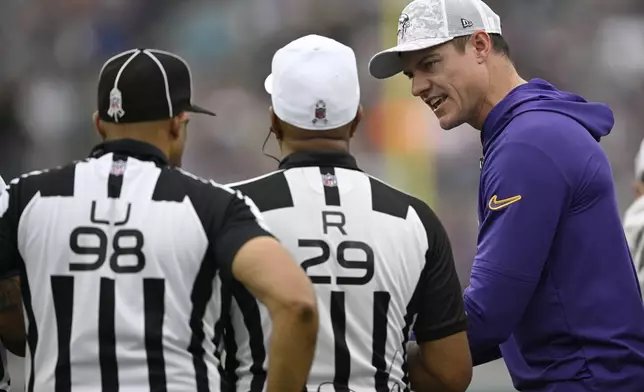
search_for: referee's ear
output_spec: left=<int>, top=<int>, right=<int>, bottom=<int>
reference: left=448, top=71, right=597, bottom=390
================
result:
left=268, top=106, right=283, bottom=140
left=349, top=105, right=363, bottom=138
left=92, top=111, right=106, bottom=140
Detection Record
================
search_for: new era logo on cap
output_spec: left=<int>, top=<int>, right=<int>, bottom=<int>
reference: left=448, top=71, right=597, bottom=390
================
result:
left=97, top=48, right=215, bottom=124
left=461, top=18, right=474, bottom=28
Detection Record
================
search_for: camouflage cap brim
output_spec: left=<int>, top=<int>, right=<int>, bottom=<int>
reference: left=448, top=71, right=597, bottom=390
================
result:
left=368, top=37, right=454, bottom=79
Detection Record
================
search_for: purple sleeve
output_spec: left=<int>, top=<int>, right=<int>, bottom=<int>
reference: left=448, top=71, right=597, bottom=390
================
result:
left=464, top=140, right=570, bottom=362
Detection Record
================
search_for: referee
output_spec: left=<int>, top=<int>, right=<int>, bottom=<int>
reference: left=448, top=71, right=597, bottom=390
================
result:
left=226, top=35, right=472, bottom=392
left=0, top=48, right=318, bottom=392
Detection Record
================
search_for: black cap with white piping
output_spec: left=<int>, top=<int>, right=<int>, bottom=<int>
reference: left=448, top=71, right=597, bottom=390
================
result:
left=97, top=48, right=215, bottom=123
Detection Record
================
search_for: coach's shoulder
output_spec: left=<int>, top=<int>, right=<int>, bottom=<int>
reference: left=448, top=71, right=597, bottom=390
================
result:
left=505, top=110, right=590, bottom=149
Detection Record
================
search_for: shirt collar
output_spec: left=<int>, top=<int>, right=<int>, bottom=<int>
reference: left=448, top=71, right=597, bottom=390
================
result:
left=279, top=150, right=361, bottom=171
left=89, top=139, right=169, bottom=166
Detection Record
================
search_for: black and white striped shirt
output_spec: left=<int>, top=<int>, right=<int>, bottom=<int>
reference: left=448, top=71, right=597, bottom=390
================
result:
left=226, top=151, right=467, bottom=392
left=0, top=176, right=12, bottom=392
left=0, top=139, right=272, bottom=392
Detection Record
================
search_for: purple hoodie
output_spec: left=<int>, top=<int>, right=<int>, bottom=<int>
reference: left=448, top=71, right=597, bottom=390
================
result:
left=464, top=79, right=644, bottom=391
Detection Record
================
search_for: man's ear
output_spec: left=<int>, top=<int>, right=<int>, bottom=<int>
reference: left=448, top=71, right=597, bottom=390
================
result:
left=269, top=106, right=283, bottom=140
left=471, top=31, right=492, bottom=62
left=170, top=112, right=188, bottom=140
left=349, top=105, right=363, bottom=138
left=93, top=111, right=106, bottom=140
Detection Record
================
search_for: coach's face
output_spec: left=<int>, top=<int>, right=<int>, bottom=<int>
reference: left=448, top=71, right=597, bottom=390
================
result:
left=401, top=33, right=490, bottom=130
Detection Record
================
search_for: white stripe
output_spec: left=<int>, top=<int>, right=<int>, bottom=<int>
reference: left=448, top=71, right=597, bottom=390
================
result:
left=0, top=175, right=6, bottom=218
left=98, top=48, right=140, bottom=83
left=111, top=50, right=142, bottom=123
left=0, top=188, right=8, bottom=219
left=146, top=49, right=195, bottom=104
left=143, top=50, right=173, bottom=118
left=112, top=50, right=141, bottom=91
left=225, top=170, right=285, bottom=187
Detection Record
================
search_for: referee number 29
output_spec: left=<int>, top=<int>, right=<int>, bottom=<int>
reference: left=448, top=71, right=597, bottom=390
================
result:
left=69, top=226, right=145, bottom=273
left=298, top=239, right=374, bottom=285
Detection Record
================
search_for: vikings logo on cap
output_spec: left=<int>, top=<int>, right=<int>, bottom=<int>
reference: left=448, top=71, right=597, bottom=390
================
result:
left=312, top=100, right=328, bottom=125
left=107, top=87, right=125, bottom=122
left=398, top=14, right=411, bottom=40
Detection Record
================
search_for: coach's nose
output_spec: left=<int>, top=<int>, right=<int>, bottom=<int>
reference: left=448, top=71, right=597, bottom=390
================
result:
left=411, top=75, right=431, bottom=98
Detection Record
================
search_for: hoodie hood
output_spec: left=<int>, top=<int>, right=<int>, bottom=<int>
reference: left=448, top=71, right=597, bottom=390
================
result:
left=481, top=79, right=614, bottom=155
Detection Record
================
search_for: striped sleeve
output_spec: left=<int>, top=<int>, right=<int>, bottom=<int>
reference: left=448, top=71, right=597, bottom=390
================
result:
left=212, top=188, right=274, bottom=278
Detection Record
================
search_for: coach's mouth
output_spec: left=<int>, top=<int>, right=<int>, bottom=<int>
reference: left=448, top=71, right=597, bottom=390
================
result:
left=427, top=95, right=448, bottom=112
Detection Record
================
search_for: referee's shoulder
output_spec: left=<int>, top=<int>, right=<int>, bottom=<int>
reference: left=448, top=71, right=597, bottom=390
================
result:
left=226, top=170, right=285, bottom=190
left=367, top=174, right=443, bottom=234
left=4, top=160, right=82, bottom=198
left=225, top=170, right=289, bottom=213
left=162, top=167, right=241, bottom=202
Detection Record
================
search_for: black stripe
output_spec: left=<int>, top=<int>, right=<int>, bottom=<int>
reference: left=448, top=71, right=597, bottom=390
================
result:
left=372, top=292, right=391, bottom=391
left=233, top=285, right=267, bottom=391
left=400, top=311, right=414, bottom=391
left=144, top=278, right=167, bottom=392
left=188, top=259, right=219, bottom=392
left=331, top=291, right=350, bottom=390
left=52, top=276, right=74, bottom=392
left=38, top=163, right=77, bottom=198
left=369, top=177, right=408, bottom=219
left=230, top=172, right=294, bottom=212
left=215, top=281, right=233, bottom=392
left=99, top=277, right=119, bottom=391
left=20, top=266, right=38, bottom=392
left=320, top=167, right=340, bottom=206
left=108, top=154, right=128, bottom=198
left=223, top=318, right=240, bottom=390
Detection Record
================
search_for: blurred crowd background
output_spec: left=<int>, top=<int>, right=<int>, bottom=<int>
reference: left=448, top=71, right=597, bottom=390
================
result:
left=3, top=0, right=644, bottom=390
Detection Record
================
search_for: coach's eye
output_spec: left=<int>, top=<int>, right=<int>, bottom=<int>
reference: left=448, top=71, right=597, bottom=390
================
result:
left=421, top=60, right=438, bottom=71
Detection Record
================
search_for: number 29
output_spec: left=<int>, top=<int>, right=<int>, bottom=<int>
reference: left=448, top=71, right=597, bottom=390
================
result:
left=298, top=239, right=374, bottom=285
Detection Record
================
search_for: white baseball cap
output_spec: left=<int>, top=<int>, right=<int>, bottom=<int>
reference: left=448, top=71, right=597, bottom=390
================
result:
left=264, top=34, right=360, bottom=131
left=368, top=0, right=502, bottom=79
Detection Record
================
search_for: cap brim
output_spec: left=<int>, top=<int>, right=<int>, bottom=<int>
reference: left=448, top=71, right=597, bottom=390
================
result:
left=368, top=37, right=454, bottom=79
left=185, top=104, right=216, bottom=116
left=264, top=74, right=273, bottom=95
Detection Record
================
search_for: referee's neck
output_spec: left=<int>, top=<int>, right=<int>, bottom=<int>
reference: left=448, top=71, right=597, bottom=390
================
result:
left=281, top=139, right=350, bottom=159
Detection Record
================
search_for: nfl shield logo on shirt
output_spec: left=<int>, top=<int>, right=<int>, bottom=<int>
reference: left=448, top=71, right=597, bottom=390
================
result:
left=110, top=160, right=127, bottom=176
left=321, top=173, right=337, bottom=187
